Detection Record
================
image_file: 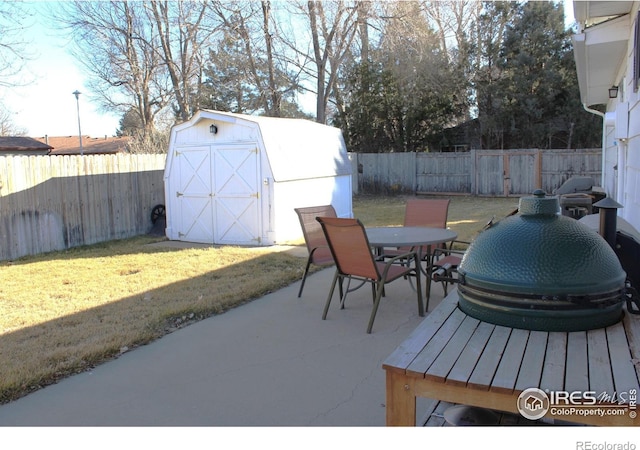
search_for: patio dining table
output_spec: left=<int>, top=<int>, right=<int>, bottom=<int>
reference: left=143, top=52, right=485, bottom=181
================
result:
left=365, top=226, right=458, bottom=251
left=365, top=226, right=458, bottom=305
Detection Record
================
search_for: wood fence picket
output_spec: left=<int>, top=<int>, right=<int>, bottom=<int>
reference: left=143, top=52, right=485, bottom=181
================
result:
left=0, top=149, right=601, bottom=260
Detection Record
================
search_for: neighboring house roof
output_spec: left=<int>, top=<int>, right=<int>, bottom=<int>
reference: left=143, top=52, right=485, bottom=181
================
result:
left=34, top=135, right=129, bottom=155
left=0, top=136, right=53, bottom=153
left=429, top=118, right=482, bottom=152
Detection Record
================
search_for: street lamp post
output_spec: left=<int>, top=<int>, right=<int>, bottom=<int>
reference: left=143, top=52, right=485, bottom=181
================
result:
left=72, top=90, right=84, bottom=156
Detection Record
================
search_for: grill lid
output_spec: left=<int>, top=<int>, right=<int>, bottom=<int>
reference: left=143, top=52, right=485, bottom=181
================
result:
left=457, top=190, right=627, bottom=331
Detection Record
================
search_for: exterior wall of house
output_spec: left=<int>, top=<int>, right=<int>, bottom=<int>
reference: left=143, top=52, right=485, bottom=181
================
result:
left=610, top=4, right=640, bottom=232
left=601, top=123, right=618, bottom=199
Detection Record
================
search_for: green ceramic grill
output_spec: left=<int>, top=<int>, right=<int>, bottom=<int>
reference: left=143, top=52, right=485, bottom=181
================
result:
left=457, top=190, right=627, bottom=331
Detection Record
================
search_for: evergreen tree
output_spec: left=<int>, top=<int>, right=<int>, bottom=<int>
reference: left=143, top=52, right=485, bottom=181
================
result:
left=202, top=31, right=261, bottom=114
left=479, top=1, right=601, bottom=149
left=473, top=1, right=520, bottom=149
left=335, top=1, right=466, bottom=153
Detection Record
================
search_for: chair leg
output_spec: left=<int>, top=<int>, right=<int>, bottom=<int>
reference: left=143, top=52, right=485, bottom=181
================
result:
left=340, top=278, right=352, bottom=309
left=322, top=270, right=341, bottom=320
left=297, top=257, right=313, bottom=298
left=415, top=267, right=424, bottom=317
left=367, top=280, right=385, bottom=334
left=425, top=269, right=432, bottom=312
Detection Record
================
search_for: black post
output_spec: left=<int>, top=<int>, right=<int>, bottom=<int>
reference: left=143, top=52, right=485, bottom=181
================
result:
left=593, top=197, right=623, bottom=249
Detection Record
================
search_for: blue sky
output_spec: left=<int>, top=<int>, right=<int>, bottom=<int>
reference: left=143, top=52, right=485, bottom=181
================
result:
left=2, top=0, right=576, bottom=138
left=1, top=1, right=120, bottom=138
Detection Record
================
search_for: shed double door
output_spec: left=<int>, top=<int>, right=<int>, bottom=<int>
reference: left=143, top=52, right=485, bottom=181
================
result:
left=174, top=143, right=261, bottom=244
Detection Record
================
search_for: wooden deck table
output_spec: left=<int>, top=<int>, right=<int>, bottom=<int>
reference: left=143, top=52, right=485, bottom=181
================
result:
left=383, top=288, right=640, bottom=426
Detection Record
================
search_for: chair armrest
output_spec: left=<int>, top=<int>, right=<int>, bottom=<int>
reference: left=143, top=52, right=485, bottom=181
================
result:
left=383, top=251, right=418, bottom=266
left=309, top=245, right=329, bottom=256
left=435, top=240, right=467, bottom=256
left=434, top=247, right=465, bottom=257
left=432, top=245, right=466, bottom=267
left=379, top=251, right=419, bottom=279
left=447, top=239, right=471, bottom=251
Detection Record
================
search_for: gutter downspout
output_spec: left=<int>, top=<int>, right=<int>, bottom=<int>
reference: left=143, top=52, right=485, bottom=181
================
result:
left=575, top=14, right=609, bottom=193
left=582, top=104, right=606, bottom=189
left=616, top=140, right=627, bottom=207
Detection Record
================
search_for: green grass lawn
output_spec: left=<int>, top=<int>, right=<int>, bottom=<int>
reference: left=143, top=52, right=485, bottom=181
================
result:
left=353, top=194, right=519, bottom=244
left=0, top=194, right=520, bottom=404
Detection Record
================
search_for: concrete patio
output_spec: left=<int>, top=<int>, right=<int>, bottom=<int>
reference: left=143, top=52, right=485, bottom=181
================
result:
left=0, top=257, right=446, bottom=426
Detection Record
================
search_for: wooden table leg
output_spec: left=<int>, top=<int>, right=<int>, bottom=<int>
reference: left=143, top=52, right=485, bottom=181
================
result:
left=385, top=370, right=416, bottom=426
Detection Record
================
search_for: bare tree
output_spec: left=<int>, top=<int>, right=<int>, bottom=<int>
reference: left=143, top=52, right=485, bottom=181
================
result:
left=209, top=1, right=274, bottom=115
left=473, top=1, right=519, bottom=148
left=51, top=1, right=171, bottom=136
left=422, top=1, right=478, bottom=62
left=422, top=1, right=480, bottom=120
left=0, top=105, right=27, bottom=136
left=51, top=0, right=220, bottom=135
left=356, top=1, right=372, bottom=63
left=0, top=2, right=34, bottom=89
left=146, top=0, right=215, bottom=122
left=207, top=1, right=303, bottom=117
left=306, top=1, right=359, bottom=124
left=261, top=1, right=282, bottom=116
left=281, top=1, right=358, bottom=124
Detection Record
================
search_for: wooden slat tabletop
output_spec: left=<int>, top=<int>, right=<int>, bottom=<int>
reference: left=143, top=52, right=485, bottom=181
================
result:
left=514, top=331, right=547, bottom=391
left=384, top=288, right=640, bottom=397
left=623, top=312, right=640, bottom=384
left=382, top=296, right=458, bottom=373
left=587, top=328, right=615, bottom=396
left=540, top=332, right=567, bottom=391
left=606, top=323, right=639, bottom=395
left=466, top=325, right=511, bottom=390
left=445, top=321, right=494, bottom=387
left=490, top=327, right=529, bottom=394
left=384, top=288, right=640, bottom=426
left=425, top=315, right=480, bottom=382
left=565, top=332, right=589, bottom=393
left=406, top=307, right=466, bottom=377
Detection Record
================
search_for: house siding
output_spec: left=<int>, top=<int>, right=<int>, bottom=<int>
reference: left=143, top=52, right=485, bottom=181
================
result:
left=617, top=5, right=640, bottom=231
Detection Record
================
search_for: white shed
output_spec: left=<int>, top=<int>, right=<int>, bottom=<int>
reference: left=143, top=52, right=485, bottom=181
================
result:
left=163, top=110, right=353, bottom=246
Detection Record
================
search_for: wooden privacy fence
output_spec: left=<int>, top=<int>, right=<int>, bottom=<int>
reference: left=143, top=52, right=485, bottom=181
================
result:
left=0, top=154, right=166, bottom=261
left=0, top=149, right=601, bottom=261
left=350, top=148, right=602, bottom=196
